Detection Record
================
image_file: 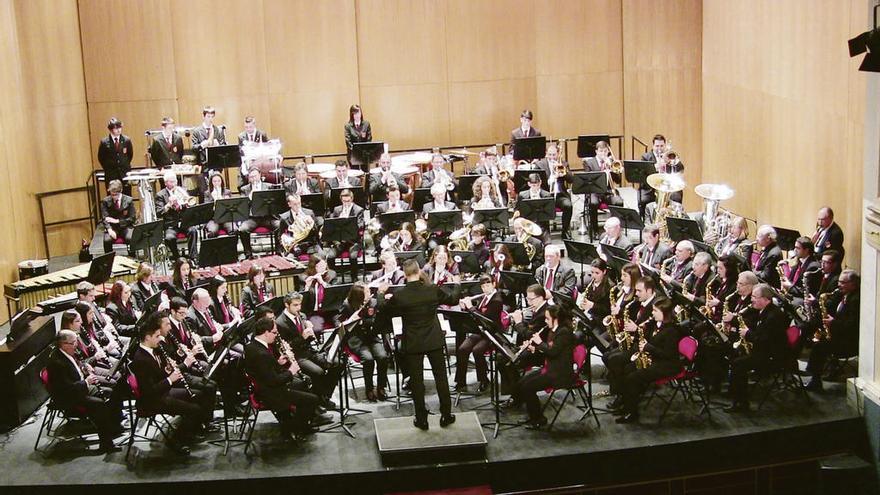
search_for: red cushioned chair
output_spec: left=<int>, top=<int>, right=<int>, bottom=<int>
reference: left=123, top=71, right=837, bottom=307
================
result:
left=124, top=368, right=180, bottom=464
left=250, top=226, right=277, bottom=256
left=540, top=343, right=601, bottom=430
left=34, top=367, right=93, bottom=452
left=239, top=374, right=297, bottom=455
left=644, top=336, right=712, bottom=425
left=342, top=345, right=364, bottom=401
left=757, top=326, right=810, bottom=410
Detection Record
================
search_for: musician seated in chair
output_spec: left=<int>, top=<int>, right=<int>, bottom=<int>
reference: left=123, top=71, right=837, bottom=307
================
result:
left=162, top=298, right=223, bottom=410
left=285, top=163, right=321, bottom=197
left=100, top=180, right=135, bottom=253
left=327, top=160, right=362, bottom=190
left=48, top=329, right=124, bottom=453
left=130, top=312, right=216, bottom=453
left=279, top=193, right=319, bottom=259
left=779, top=237, right=820, bottom=306
left=455, top=274, right=502, bottom=394
left=423, top=183, right=458, bottom=250
left=244, top=317, right=330, bottom=440
left=751, top=225, right=783, bottom=289
left=533, top=145, right=573, bottom=238
left=535, top=245, right=577, bottom=297
left=298, top=255, right=339, bottom=334
left=239, top=168, right=282, bottom=258
left=505, top=217, right=544, bottom=270
left=511, top=305, right=574, bottom=429
left=660, top=240, right=695, bottom=284
left=612, top=297, right=686, bottom=423
left=186, top=288, right=244, bottom=359
left=276, top=292, right=341, bottom=410
left=326, top=189, right=365, bottom=271
left=239, top=265, right=276, bottom=319
left=597, top=217, right=633, bottom=259
left=632, top=224, right=672, bottom=270
left=335, top=282, right=389, bottom=402
left=604, top=276, right=658, bottom=407
left=371, top=251, right=405, bottom=285
left=204, top=171, right=237, bottom=238
left=155, top=171, right=199, bottom=261
left=582, top=140, right=625, bottom=234
left=806, top=269, right=860, bottom=391
left=369, top=152, right=410, bottom=201
left=376, top=185, right=410, bottom=214
left=422, top=153, right=458, bottom=202
left=636, top=134, right=667, bottom=216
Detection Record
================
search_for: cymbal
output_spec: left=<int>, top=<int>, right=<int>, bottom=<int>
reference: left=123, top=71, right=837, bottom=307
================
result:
left=446, top=148, right=480, bottom=156
left=646, top=173, right=686, bottom=193
left=695, top=183, right=735, bottom=201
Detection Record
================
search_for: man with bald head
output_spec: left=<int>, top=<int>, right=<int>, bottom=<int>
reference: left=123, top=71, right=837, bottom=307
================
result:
left=369, top=152, right=410, bottom=199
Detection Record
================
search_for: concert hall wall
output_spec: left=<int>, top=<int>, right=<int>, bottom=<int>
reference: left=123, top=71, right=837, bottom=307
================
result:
left=702, top=0, right=867, bottom=266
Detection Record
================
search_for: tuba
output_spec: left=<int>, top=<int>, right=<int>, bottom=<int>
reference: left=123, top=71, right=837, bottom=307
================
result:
left=695, top=184, right=735, bottom=244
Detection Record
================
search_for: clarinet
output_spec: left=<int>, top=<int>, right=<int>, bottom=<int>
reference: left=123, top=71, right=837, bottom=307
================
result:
left=167, top=330, right=207, bottom=374
left=157, top=344, right=195, bottom=397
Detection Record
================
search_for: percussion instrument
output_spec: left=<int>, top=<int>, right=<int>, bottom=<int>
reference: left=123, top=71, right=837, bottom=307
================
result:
left=319, top=169, right=365, bottom=180
left=17, top=260, right=49, bottom=280
left=392, top=152, right=433, bottom=170
left=307, top=163, right=336, bottom=176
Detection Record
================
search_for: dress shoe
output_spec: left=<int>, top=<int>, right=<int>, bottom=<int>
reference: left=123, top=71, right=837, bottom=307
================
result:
left=322, top=398, right=338, bottom=410
left=98, top=441, right=122, bottom=454
left=440, top=414, right=456, bottom=427
left=310, top=413, right=334, bottom=427
left=805, top=379, right=823, bottom=392
left=401, top=378, right=411, bottom=391
left=607, top=397, right=624, bottom=410
left=524, top=416, right=548, bottom=430
left=376, top=387, right=387, bottom=400
left=502, top=398, right=522, bottom=409
left=477, top=381, right=490, bottom=393
left=413, top=417, right=429, bottom=431
left=454, top=383, right=468, bottom=393
left=615, top=412, right=639, bottom=424
left=366, top=389, right=377, bottom=402
left=170, top=443, right=191, bottom=455
left=723, top=402, right=751, bottom=414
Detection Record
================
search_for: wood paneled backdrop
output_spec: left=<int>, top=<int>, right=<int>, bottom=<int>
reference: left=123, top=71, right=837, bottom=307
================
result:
left=0, top=0, right=869, bottom=321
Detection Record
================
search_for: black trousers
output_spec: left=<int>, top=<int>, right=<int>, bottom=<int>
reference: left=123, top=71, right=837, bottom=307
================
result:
left=349, top=335, right=388, bottom=390
left=164, top=225, right=199, bottom=260
left=239, top=217, right=280, bottom=256
left=603, top=346, right=636, bottom=395
left=588, top=193, right=624, bottom=233
left=297, top=353, right=341, bottom=399
left=455, top=334, right=490, bottom=386
left=512, top=369, right=556, bottom=420
left=555, top=194, right=573, bottom=234
left=405, top=348, right=452, bottom=420
left=259, top=380, right=320, bottom=432
left=621, top=362, right=680, bottom=414
left=73, top=395, right=121, bottom=445
left=103, top=227, right=133, bottom=253
left=729, top=353, right=770, bottom=404
left=807, top=338, right=856, bottom=379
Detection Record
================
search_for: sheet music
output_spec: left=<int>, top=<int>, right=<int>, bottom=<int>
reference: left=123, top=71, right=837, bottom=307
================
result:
left=392, top=317, right=403, bottom=336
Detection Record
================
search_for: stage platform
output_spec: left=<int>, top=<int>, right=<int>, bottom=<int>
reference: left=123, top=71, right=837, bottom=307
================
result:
left=375, top=411, right=487, bottom=466
left=0, top=364, right=869, bottom=495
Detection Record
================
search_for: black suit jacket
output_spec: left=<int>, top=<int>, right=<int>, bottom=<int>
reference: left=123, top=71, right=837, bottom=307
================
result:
left=814, top=222, right=845, bottom=257
left=421, top=169, right=458, bottom=190
left=131, top=281, right=159, bottom=311
left=97, top=134, right=134, bottom=180
left=744, top=304, right=789, bottom=361
left=244, top=339, right=302, bottom=410
left=644, top=323, right=685, bottom=374
left=535, top=326, right=574, bottom=386
left=46, top=349, right=90, bottom=410
left=190, top=124, right=227, bottom=165
left=829, top=290, right=859, bottom=356
left=278, top=207, right=318, bottom=234
left=130, top=346, right=173, bottom=412
left=634, top=242, right=673, bottom=270
left=379, top=280, right=460, bottom=354
left=155, top=186, right=189, bottom=224
left=369, top=170, right=410, bottom=196
left=149, top=134, right=184, bottom=167
left=284, top=178, right=321, bottom=196
left=375, top=200, right=411, bottom=215
left=275, top=311, right=314, bottom=358
left=534, top=264, right=577, bottom=296
left=237, top=129, right=268, bottom=150
left=185, top=306, right=220, bottom=351
left=327, top=176, right=363, bottom=189
left=422, top=201, right=457, bottom=217
left=753, top=242, right=783, bottom=288
left=239, top=283, right=275, bottom=319
left=344, top=120, right=372, bottom=151
left=517, top=189, right=552, bottom=201
left=509, top=127, right=542, bottom=153
left=100, top=194, right=136, bottom=230
left=105, top=301, right=138, bottom=337
left=330, top=204, right=365, bottom=229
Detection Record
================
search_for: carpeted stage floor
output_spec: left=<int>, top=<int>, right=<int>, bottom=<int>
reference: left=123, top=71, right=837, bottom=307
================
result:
left=0, top=357, right=864, bottom=495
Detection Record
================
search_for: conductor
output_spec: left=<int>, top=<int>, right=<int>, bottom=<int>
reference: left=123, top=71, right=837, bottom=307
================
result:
left=378, top=259, right=461, bottom=430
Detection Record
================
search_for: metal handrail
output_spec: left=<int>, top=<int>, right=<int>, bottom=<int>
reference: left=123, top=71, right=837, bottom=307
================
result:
left=630, top=136, right=649, bottom=159
left=35, top=185, right=94, bottom=259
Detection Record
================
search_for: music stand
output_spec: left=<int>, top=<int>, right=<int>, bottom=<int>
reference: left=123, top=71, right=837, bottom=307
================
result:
left=471, top=311, right=520, bottom=437
left=393, top=250, right=426, bottom=267
left=320, top=284, right=354, bottom=312
left=577, top=134, right=611, bottom=158
left=515, top=197, right=555, bottom=223
left=328, top=187, right=367, bottom=209
left=299, top=192, right=325, bottom=218
left=451, top=251, right=480, bottom=274
left=255, top=295, right=285, bottom=317
left=606, top=255, right=630, bottom=276
left=251, top=189, right=287, bottom=217
left=563, top=239, right=599, bottom=278
left=206, top=144, right=242, bottom=171
left=600, top=242, right=630, bottom=261
left=180, top=203, right=214, bottom=230
left=609, top=206, right=645, bottom=242
left=199, top=235, right=239, bottom=266
left=351, top=141, right=384, bottom=166
left=772, top=226, right=801, bottom=251
left=321, top=217, right=359, bottom=244
left=473, top=208, right=509, bottom=231
left=571, top=171, right=609, bottom=240
left=490, top=241, right=530, bottom=267
left=412, top=188, right=432, bottom=213
left=457, top=175, right=480, bottom=203
left=86, top=252, right=116, bottom=286
left=377, top=210, right=416, bottom=232
left=666, top=217, right=704, bottom=243
left=623, top=160, right=655, bottom=184
left=213, top=197, right=249, bottom=224
left=690, top=239, right=719, bottom=261
left=499, top=270, right=535, bottom=299
left=438, top=309, right=481, bottom=337
left=512, top=136, right=547, bottom=162
left=427, top=210, right=463, bottom=233
left=129, top=220, right=164, bottom=255
left=514, top=169, right=547, bottom=192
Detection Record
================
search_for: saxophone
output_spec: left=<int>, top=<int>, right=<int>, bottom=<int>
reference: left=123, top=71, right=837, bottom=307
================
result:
left=632, top=322, right=653, bottom=369
left=715, top=291, right=737, bottom=342
left=812, top=291, right=835, bottom=342
left=699, top=275, right=716, bottom=318
left=602, top=285, right=620, bottom=342
left=616, top=304, right=634, bottom=351
left=732, top=309, right=752, bottom=355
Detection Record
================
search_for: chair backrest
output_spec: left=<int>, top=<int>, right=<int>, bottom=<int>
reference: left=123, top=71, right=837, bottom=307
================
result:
left=678, top=336, right=698, bottom=362
left=126, top=372, right=141, bottom=400
left=786, top=326, right=800, bottom=348
left=500, top=311, right=511, bottom=331
left=245, top=373, right=264, bottom=409
left=39, top=367, right=50, bottom=389
left=572, top=344, right=588, bottom=373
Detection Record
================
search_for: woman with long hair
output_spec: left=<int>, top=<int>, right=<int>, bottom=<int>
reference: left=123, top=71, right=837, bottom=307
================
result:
left=240, top=265, right=274, bottom=319
left=335, top=282, right=388, bottom=401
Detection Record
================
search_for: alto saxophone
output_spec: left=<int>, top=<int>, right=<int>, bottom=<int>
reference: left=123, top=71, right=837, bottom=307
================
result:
left=732, top=309, right=752, bottom=355
left=602, top=285, right=620, bottom=342
left=616, top=304, right=634, bottom=351
left=632, top=322, right=652, bottom=369
left=812, top=290, right=836, bottom=342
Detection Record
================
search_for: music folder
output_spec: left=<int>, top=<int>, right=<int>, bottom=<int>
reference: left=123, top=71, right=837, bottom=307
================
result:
left=490, top=241, right=530, bottom=267
left=456, top=175, right=480, bottom=203
left=299, top=192, right=325, bottom=217
left=450, top=250, right=480, bottom=274
left=393, top=250, right=427, bottom=267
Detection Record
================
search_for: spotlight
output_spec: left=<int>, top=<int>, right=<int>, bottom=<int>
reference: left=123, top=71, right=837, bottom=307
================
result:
left=849, top=4, right=880, bottom=72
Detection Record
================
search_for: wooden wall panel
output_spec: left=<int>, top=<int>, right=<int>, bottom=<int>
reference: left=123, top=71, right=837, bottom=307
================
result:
left=448, top=78, right=538, bottom=146
left=702, top=0, right=865, bottom=265
left=360, top=84, right=451, bottom=150
left=623, top=0, right=702, bottom=209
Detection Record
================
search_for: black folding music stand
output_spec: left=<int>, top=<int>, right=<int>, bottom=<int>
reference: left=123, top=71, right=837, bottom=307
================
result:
left=512, top=136, right=547, bottom=162
left=321, top=216, right=358, bottom=244
left=199, top=235, right=239, bottom=267
left=623, top=160, right=655, bottom=184
left=213, top=197, right=249, bottom=225
left=772, top=226, right=801, bottom=251
left=499, top=270, right=535, bottom=302
left=451, top=251, right=480, bottom=274
left=140, top=291, right=164, bottom=316
left=298, top=192, right=325, bottom=218
left=606, top=255, right=631, bottom=276
left=666, top=217, right=704, bottom=243
left=609, top=206, right=645, bottom=242
left=490, top=241, right=530, bottom=267
left=393, top=250, right=427, bottom=267
left=427, top=210, right=463, bottom=233
left=254, top=295, right=285, bottom=317
left=472, top=311, right=521, bottom=438
left=328, top=187, right=367, bottom=210
left=250, top=189, right=286, bottom=217
left=473, top=208, right=509, bottom=231
left=320, top=319, right=369, bottom=439
left=513, top=169, right=547, bottom=192
left=571, top=171, right=609, bottom=241
left=563, top=239, right=599, bottom=279
left=86, top=251, right=116, bottom=286
left=600, top=242, right=630, bottom=262
left=690, top=239, right=719, bottom=261
left=206, top=144, right=242, bottom=172
left=351, top=141, right=384, bottom=167
left=456, top=175, right=480, bottom=203
left=411, top=188, right=432, bottom=213
left=577, top=134, right=611, bottom=158
left=377, top=210, right=416, bottom=232
left=129, top=220, right=164, bottom=256
left=319, top=283, right=354, bottom=313
left=516, top=197, right=555, bottom=223
left=180, top=203, right=214, bottom=230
